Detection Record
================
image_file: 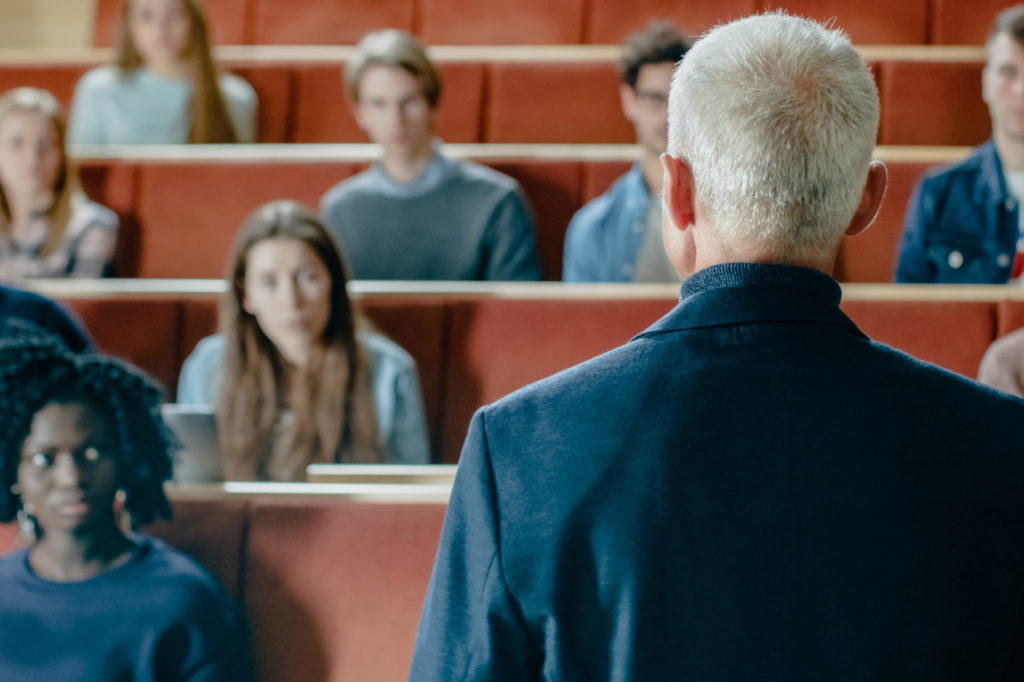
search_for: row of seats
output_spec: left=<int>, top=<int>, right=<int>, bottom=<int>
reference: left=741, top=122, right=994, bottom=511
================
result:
left=0, top=52, right=990, bottom=146
left=50, top=284, right=1023, bottom=463
left=0, top=492, right=447, bottom=681
left=91, top=0, right=1012, bottom=46
left=67, top=147, right=962, bottom=282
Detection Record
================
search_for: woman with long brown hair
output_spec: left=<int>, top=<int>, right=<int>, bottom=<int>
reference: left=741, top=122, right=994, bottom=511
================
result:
left=0, top=87, right=117, bottom=280
left=177, top=200, right=430, bottom=480
left=68, top=0, right=256, bottom=145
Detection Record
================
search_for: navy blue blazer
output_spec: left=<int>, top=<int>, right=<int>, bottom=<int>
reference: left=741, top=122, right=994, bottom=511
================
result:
left=410, top=263, right=1024, bottom=681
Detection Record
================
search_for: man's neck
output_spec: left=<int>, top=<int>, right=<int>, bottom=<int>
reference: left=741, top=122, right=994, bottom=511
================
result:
left=641, top=153, right=664, bottom=196
left=997, top=133, right=1024, bottom=172
left=381, top=145, right=435, bottom=185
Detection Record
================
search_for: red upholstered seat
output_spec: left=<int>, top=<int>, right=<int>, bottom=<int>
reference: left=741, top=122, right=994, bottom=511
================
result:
left=488, top=160, right=584, bottom=281
left=834, top=160, right=937, bottom=283
left=243, top=500, right=446, bottom=681
left=440, top=297, right=676, bottom=461
left=250, top=0, right=415, bottom=45
left=93, top=0, right=252, bottom=47
left=840, top=300, right=997, bottom=378
left=131, top=161, right=356, bottom=278
left=876, top=60, right=989, bottom=146
left=143, top=500, right=249, bottom=599
left=929, top=0, right=1014, bottom=45
left=484, top=62, right=633, bottom=143
left=996, top=300, right=1024, bottom=337
left=581, top=160, right=634, bottom=202
left=587, top=0, right=756, bottom=43
left=66, top=297, right=185, bottom=393
left=763, top=0, right=929, bottom=45
left=0, top=524, right=18, bottom=556
left=0, top=64, right=89, bottom=110
left=222, top=62, right=294, bottom=143
left=420, top=0, right=586, bottom=44
left=358, top=297, right=449, bottom=461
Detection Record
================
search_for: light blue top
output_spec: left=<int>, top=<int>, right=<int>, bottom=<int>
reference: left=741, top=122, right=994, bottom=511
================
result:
left=176, top=331, right=430, bottom=464
left=67, top=66, right=257, bottom=145
left=563, top=164, right=652, bottom=282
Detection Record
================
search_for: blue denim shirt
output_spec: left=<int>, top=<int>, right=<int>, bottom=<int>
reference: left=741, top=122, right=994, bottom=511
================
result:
left=563, top=164, right=651, bottom=282
left=895, top=139, right=1019, bottom=283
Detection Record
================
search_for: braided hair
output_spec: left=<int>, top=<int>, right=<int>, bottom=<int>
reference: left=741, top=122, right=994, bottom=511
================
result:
left=0, top=320, right=174, bottom=526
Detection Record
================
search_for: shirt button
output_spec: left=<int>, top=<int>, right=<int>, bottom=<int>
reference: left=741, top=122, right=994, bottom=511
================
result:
left=1008, top=198, right=1018, bottom=210
left=948, top=250, right=964, bottom=269
left=999, top=253, right=1012, bottom=267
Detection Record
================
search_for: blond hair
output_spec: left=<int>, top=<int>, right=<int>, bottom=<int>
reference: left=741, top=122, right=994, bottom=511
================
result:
left=0, top=87, right=79, bottom=257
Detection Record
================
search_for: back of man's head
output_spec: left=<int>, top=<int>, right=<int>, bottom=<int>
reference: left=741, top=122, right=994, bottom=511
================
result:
left=988, top=4, right=1024, bottom=54
left=619, top=21, right=690, bottom=88
left=668, top=13, right=878, bottom=261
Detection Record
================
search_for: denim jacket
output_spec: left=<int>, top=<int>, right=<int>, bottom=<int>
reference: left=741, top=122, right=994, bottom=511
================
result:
left=895, top=139, right=1019, bottom=283
left=563, top=164, right=651, bottom=282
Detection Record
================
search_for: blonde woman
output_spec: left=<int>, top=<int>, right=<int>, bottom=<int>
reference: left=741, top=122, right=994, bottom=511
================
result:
left=68, top=0, right=256, bottom=145
left=0, top=88, right=117, bottom=280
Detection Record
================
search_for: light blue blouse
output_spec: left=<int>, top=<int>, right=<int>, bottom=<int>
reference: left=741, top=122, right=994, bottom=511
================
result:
left=176, top=331, right=431, bottom=464
left=67, top=66, right=257, bottom=145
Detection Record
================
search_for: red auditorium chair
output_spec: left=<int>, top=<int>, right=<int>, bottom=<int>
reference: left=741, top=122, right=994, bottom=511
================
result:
left=420, top=0, right=587, bottom=44
left=93, top=0, right=252, bottom=46
left=840, top=300, right=997, bottom=378
left=484, top=62, right=633, bottom=143
left=250, top=0, right=416, bottom=45
left=876, top=60, right=989, bottom=146
left=929, top=0, right=1017, bottom=45
left=587, top=0, right=757, bottom=43
left=764, top=0, right=929, bottom=45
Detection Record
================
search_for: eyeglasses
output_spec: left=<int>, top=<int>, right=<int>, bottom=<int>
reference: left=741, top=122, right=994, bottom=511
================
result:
left=633, top=89, right=669, bottom=109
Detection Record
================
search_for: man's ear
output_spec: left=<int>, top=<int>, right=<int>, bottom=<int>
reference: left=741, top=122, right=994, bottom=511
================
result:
left=845, top=161, right=887, bottom=237
left=619, top=83, right=637, bottom=122
left=662, top=153, right=696, bottom=232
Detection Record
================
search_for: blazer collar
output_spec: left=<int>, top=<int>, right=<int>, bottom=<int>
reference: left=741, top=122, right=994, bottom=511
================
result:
left=636, top=262, right=865, bottom=339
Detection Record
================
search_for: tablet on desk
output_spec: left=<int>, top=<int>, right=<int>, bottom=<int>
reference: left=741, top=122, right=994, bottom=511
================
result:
left=161, top=404, right=223, bottom=483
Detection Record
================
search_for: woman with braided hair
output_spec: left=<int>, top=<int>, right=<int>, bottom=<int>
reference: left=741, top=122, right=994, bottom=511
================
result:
left=0, top=321, right=250, bottom=681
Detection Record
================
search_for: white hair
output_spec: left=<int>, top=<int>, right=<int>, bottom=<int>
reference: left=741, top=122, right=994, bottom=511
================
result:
left=667, top=13, right=879, bottom=259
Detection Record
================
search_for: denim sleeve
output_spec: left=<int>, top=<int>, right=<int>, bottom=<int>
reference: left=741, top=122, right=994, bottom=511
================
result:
left=408, top=410, right=539, bottom=681
left=177, top=336, right=222, bottom=405
left=484, top=188, right=542, bottom=282
left=387, top=362, right=431, bottom=464
left=563, top=209, right=598, bottom=282
left=894, top=177, right=935, bottom=283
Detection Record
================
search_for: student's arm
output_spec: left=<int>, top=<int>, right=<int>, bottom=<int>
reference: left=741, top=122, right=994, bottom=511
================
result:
left=387, top=361, right=431, bottom=464
left=67, top=70, right=108, bottom=146
left=409, top=410, right=540, bottom=681
left=484, top=189, right=542, bottom=281
left=67, top=214, right=118, bottom=278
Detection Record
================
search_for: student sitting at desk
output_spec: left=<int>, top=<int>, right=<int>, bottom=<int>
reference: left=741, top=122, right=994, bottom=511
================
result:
left=178, top=200, right=430, bottom=480
left=0, top=321, right=250, bottom=681
left=68, top=0, right=256, bottom=145
left=0, top=88, right=117, bottom=280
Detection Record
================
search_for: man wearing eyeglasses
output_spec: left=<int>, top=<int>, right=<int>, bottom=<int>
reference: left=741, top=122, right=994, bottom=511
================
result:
left=562, top=21, right=689, bottom=282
